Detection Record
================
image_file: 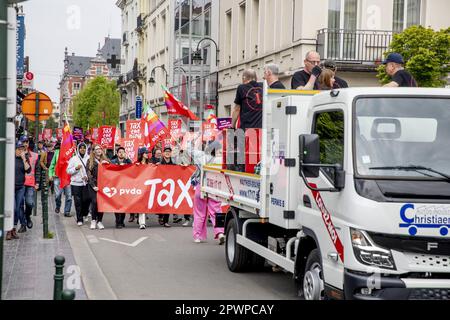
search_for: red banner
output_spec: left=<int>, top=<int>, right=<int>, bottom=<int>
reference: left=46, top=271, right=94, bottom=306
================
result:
left=98, top=164, right=196, bottom=214
left=98, top=126, right=116, bottom=149
left=92, top=128, right=99, bottom=143
left=43, top=129, right=52, bottom=140
left=126, top=120, right=144, bottom=141
left=38, top=133, right=43, bottom=141
left=202, top=122, right=218, bottom=142
left=122, top=139, right=139, bottom=163
left=168, top=119, right=182, bottom=139
left=56, top=128, right=63, bottom=140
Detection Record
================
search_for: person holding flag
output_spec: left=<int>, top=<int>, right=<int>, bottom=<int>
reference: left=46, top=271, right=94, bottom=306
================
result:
left=87, top=144, right=110, bottom=230
left=49, top=121, right=75, bottom=217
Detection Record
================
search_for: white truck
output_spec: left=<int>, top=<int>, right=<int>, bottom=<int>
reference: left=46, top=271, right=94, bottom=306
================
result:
left=201, top=86, right=450, bottom=300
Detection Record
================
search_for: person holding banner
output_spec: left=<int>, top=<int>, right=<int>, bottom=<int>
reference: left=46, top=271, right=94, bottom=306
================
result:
left=111, top=147, right=132, bottom=229
left=87, top=144, right=110, bottom=230
left=158, top=146, right=175, bottom=228
left=67, top=142, right=91, bottom=226
left=134, top=146, right=152, bottom=229
left=49, top=142, right=73, bottom=217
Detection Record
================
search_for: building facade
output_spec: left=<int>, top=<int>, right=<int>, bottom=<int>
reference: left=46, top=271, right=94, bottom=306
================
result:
left=217, top=0, right=450, bottom=117
left=117, top=0, right=142, bottom=134
left=59, top=38, right=121, bottom=126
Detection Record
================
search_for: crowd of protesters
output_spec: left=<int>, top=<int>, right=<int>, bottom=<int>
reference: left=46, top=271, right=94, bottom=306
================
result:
left=9, top=51, right=417, bottom=244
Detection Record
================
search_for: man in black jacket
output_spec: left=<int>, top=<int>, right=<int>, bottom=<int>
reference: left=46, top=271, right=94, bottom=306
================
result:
left=291, top=51, right=322, bottom=90
left=111, top=147, right=132, bottom=228
left=8, top=141, right=31, bottom=240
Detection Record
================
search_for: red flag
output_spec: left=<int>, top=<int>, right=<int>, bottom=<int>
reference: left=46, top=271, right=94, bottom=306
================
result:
left=163, top=86, right=199, bottom=121
left=55, top=123, right=76, bottom=190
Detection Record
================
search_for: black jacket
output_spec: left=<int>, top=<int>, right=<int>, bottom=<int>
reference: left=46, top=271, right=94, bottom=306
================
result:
left=87, top=160, right=99, bottom=189
left=160, top=157, right=174, bottom=165
left=15, top=155, right=31, bottom=188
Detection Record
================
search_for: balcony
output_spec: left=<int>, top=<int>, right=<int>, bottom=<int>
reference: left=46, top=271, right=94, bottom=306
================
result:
left=317, top=29, right=393, bottom=71
left=123, top=31, right=129, bottom=46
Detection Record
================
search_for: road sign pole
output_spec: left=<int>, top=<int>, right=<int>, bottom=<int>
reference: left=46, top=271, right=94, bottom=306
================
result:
left=33, top=92, right=39, bottom=218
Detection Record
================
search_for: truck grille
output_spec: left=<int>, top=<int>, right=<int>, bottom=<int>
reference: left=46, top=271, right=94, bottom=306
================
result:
left=409, top=288, right=450, bottom=300
left=407, top=253, right=450, bottom=268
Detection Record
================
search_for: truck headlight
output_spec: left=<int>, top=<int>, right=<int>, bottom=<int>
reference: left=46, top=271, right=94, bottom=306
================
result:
left=350, top=228, right=396, bottom=270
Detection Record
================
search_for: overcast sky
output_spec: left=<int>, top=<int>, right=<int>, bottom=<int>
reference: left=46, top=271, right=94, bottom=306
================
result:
left=22, top=0, right=122, bottom=103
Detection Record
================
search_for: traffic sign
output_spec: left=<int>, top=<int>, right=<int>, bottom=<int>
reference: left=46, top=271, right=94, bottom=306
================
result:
left=22, top=92, right=53, bottom=121
left=136, top=96, right=143, bottom=119
left=22, top=71, right=34, bottom=89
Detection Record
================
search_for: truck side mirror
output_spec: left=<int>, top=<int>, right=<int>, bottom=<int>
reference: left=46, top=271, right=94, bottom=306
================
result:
left=334, top=165, right=346, bottom=190
left=299, top=134, right=320, bottom=178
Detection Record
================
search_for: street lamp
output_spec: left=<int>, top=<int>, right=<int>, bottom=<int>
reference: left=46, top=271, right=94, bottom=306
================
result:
left=148, top=65, right=168, bottom=87
left=191, top=37, right=220, bottom=119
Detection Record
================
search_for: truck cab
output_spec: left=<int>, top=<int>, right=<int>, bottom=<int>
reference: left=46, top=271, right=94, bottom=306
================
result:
left=201, top=87, right=450, bottom=300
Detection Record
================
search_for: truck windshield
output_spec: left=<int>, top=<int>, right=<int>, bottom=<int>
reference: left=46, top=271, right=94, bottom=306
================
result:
left=354, top=97, right=450, bottom=180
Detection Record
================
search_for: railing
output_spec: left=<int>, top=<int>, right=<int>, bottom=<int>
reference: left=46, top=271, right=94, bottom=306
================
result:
left=317, top=29, right=393, bottom=64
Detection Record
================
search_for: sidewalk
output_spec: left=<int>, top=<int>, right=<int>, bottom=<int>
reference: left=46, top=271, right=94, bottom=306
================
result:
left=1, top=191, right=87, bottom=300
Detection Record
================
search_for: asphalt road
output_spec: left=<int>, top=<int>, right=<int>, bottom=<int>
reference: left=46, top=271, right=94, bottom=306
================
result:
left=62, top=213, right=299, bottom=300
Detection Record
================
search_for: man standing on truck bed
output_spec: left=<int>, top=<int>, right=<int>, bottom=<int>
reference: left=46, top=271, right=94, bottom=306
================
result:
left=291, top=51, right=322, bottom=90
left=232, top=69, right=264, bottom=130
left=263, top=64, right=286, bottom=89
left=383, top=53, right=418, bottom=87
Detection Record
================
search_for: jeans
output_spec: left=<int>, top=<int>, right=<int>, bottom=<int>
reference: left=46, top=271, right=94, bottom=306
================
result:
left=14, top=186, right=27, bottom=227
left=54, top=177, right=72, bottom=214
left=23, top=186, right=35, bottom=222
left=88, top=186, right=103, bottom=222
left=71, top=185, right=91, bottom=223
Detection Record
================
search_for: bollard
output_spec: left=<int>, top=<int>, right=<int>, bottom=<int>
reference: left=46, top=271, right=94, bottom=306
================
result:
left=61, top=289, right=76, bottom=301
left=41, top=170, right=49, bottom=238
left=53, top=256, right=65, bottom=300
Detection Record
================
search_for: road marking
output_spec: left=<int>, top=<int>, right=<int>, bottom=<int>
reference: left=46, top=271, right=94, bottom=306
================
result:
left=149, top=233, right=167, bottom=242
left=99, top=237, right=148, bottom=247
left=86, top=235, right=99, bottom=244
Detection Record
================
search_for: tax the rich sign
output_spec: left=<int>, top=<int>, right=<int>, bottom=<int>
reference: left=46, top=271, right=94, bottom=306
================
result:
left=97, top=164, right=196, bottom=214
left=126, top=120, right=143, bottom=141
left=98, top=126, right=116, bottom=149
left=122, top=139, right=139, bottom=163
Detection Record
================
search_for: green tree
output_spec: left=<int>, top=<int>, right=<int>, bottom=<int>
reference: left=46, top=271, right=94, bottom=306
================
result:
left=377, top=26, right=450, bottom=87
left=73, top=76, right=120, bottom=129
left=45, top=117, right=59, bottom=131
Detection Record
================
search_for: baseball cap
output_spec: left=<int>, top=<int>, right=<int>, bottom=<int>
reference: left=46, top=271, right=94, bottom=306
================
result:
left=16, top=140, right=25, bottom=149
left=19, top=135, right=29, bottom=142
left=382, top=53, right=404, bottom=65
left=163, top=146, right=172, bottom=152
left=322, top=60, right=337, bottom=71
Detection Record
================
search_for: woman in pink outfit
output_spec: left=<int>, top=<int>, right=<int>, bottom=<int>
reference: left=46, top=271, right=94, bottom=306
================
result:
left=190, top=142, right=225, bottom=244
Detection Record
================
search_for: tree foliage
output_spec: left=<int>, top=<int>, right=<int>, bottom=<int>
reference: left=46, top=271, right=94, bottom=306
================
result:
left=73, top=77, right=120, bottom=129
left=377, top=26, right=450, bottom=87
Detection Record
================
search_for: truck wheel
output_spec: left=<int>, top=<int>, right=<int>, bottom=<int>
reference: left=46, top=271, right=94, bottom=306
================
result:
left=225, top=218, right=250, bottom=272
left=303, top=249, right=326, bottom=300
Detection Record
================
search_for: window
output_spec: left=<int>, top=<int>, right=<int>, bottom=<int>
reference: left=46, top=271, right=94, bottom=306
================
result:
left=327, top=0, right=358, bottom=59
left=239, top=2, right=246, bottom=60
left=393, top=0, right=421, bottom=32
left=225, top=10, right=232, bottom=64
left=72, top=82, right=81, bottom=95
left=313, top=110, right=345, bottom=181
left=182, top=47, right=190, bottom=64
left=96, top=66, right=102, bottom=75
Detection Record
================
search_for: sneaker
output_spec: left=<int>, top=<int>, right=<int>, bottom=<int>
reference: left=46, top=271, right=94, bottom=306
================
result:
left=90, top=221, right=97, bottom=230
left=83, top=216, right=89, bottom=223
left=139, top=224, right=146, bottom=230
left=18, top=225, right=27, bottom=233
left=218, top=233, right=225, bottom=245
left=77, top=222, right=83, bottom=227
left=158, top=217, right=164, bottom=226
left=5, top=231, right=13, bottom=241
left=173, top=218, right=183, bottom=224
left=164, top=223, right=171, bottom=228
left=194, top=239, right=202, bottom=243
left=116, top=224, right=123, bottom=229
left=55, top=208, right=60, bottom=214
left=97, top=222, right=105, bottom=230
left=27, top=218, right=33, bottom=229
left=182, top=220, right=190, bottom=227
